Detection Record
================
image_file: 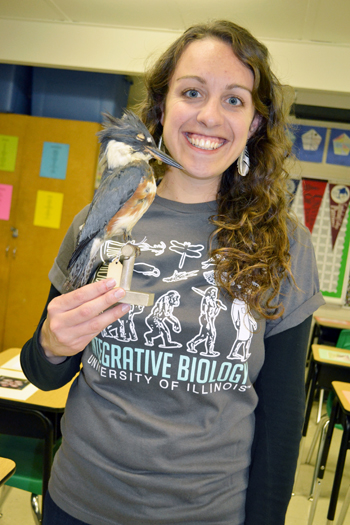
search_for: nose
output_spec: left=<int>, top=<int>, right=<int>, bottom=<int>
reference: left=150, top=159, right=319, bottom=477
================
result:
left=196, top=97, right=224, bottom=128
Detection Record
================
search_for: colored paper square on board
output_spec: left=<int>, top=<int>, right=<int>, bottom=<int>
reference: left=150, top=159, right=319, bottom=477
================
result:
left=292, top=125, right=327, bottom=163
left=40, top=142, right=70, bottom=180
left=0, top=135, right=19, bottom=172
left=33, top=190, right=64, bottom=229
left=0, top=184, right=13, bottom=220
left=326, top=129, right=350, bottom=167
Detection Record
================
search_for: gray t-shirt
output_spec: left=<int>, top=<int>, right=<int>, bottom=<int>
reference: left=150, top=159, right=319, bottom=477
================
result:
left=47, top=196, right=323, bottom=525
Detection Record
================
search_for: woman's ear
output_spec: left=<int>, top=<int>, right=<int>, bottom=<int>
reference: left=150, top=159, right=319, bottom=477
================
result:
left=159, top=103, right=165, bottom=126
left=248, top=113, right=262, bottom=139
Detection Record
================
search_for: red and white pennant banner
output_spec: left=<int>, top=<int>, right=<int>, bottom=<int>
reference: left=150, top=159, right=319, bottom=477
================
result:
left=329, top=184, right=350, bottom=249
left=302, top=178, right=327, bottom=234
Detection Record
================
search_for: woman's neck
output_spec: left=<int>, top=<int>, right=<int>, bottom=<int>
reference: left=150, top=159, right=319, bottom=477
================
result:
left=157, top=171, right=220, bottom=204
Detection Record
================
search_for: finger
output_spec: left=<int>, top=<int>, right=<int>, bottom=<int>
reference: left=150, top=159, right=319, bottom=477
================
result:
left=57, top=286, right=127, bottom=329
left=63, top=302, right=131, bottom=349
left=55, top=279, right=118, bottom=312
left=99, top=302, right=131, bottom=331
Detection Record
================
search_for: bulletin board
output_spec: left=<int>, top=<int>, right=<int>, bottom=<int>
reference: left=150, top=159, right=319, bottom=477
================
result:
left=289, top=118, right=350, bottom=305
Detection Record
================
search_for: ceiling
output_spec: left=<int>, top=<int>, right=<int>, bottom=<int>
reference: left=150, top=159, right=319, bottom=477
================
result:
left=1, top=0, right=350, bottom=109
left=0, top=0, right=349, bottom=44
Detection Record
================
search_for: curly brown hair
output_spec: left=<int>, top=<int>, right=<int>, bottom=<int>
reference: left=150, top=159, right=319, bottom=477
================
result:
left=139, top=20, right=296, bottom=319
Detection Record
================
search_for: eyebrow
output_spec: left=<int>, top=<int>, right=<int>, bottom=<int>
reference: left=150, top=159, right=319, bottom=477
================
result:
left=176, top=75, right=252, bottom=93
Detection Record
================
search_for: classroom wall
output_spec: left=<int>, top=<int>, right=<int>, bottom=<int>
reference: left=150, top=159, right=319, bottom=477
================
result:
left=1, top=18, right=350, bottom=306
left=0, top=19, right=350, bottom=97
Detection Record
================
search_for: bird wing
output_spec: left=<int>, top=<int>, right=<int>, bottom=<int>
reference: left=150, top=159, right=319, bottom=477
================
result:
left=68, top=162, right=146, bottom=268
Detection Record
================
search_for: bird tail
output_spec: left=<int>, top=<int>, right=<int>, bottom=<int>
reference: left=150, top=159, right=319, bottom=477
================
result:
left=64, top=258, right=95, bottom=291
left=67, top=234, right=96, bottom=270
left=64, top=237, right=99, bottom=291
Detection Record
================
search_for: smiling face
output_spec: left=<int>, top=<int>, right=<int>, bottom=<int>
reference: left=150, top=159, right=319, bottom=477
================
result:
left=159, top=38, right=260, bottom=200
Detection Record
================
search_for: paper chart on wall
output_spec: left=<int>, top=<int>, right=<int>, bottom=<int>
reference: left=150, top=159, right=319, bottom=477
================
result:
left=0, top=135, right=19, bottom=172
left=0, top=184, right=13, bottom=221
left=33, top=190, right=64, bottom=229
left=40, top=142, right=70, bottom=180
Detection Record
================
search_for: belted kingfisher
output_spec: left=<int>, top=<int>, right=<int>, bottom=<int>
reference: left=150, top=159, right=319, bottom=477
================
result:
left=65, top=110, right=182, bottom=290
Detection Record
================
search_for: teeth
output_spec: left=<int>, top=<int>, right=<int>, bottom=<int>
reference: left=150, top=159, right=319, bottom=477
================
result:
left=187, top=134, right=223, bottom=151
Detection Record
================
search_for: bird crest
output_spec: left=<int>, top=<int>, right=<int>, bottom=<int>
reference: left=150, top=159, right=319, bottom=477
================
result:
left=98, top=111, right=155, bottom=155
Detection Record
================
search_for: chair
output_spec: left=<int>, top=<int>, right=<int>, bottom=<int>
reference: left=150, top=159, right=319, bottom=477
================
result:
left=304, top=343, right=350, bottom=442
left=336, top=479, right=350, bottom=525
left=0, top=404, right=61, bottom=524
left=305, top=330, right=350, bottom=499
left=0, top=457, right=16, bottom=486
left=306, top=329, right=350, bottom=423
left=306, top=318, right=341, bottom=366
left=308, top=381, right=350, bottom=525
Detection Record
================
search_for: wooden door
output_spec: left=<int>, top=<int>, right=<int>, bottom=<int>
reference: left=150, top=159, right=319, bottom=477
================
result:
left=0, top=114, right=101, bottom=351
left=0, top=114, right=29, bottom=350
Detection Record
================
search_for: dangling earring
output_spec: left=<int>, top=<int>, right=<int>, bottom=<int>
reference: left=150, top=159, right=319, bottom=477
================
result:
left=237, top=146, right=249, bottom=177
left=157, top=136, right=163, bottom=164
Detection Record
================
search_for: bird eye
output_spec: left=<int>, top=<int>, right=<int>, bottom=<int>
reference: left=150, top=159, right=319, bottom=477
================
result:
left=147, top=137, right=152, bottom=143
left=136, top=133, right=145, bottom=141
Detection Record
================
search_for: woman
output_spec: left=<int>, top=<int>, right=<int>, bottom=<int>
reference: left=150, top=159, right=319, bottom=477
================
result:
left=21, top=20, right=324, bottom=525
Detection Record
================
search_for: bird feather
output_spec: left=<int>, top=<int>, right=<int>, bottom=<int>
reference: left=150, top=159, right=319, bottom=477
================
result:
left=64, top=110, right=180, bottom=291
left=65, top=161, right=149, bottom=290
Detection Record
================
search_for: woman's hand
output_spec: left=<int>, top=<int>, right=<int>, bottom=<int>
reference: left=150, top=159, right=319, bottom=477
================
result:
left=39, top=279, right=130, bottom=364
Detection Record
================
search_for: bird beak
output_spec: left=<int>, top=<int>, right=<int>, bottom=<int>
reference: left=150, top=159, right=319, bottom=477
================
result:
left=146, top=146, right=183, bottom=170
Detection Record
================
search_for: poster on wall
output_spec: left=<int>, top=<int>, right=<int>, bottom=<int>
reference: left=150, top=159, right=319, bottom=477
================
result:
left=292, top=125, right=327, bottom=163
left=326, top=129, right=350, bottom=167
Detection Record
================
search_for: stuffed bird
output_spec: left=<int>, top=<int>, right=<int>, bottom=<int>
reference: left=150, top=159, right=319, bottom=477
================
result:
left=65, top=111, right=182, bottom=290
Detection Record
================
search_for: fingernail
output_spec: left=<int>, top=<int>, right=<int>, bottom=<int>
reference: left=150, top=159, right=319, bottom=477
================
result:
left=121, top=303, right=131, bottom=313
left=106, top=279, right=116, bottom=289
left=114, top=288, right=125, bottom=300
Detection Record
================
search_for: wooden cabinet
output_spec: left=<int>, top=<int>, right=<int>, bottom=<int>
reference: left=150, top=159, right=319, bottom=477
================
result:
left=0, top=114, right=101, bottom=351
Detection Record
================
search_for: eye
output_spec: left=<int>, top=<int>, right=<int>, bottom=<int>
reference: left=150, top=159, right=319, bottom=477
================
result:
left=227, top=96, right=242, bottom=106
left=184, top=89, right=201, bottom=99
